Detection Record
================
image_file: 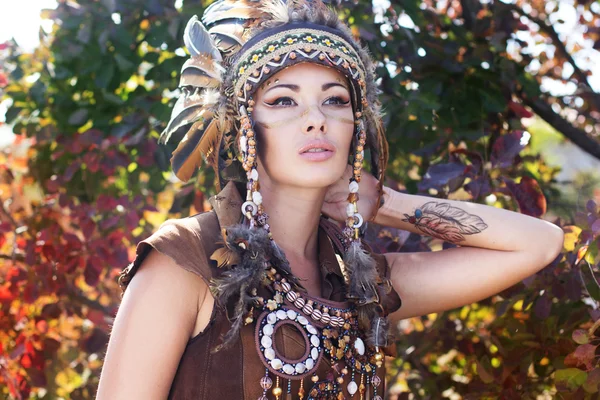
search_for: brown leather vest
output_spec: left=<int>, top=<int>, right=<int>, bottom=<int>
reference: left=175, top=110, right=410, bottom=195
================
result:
left=119, top=182, right=401, bottom=399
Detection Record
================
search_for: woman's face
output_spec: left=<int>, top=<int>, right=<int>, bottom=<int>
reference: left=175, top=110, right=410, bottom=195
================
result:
left=252, top=63, right=354, bottom=189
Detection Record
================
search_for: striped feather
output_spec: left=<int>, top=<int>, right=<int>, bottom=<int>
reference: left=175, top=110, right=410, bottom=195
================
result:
left=208, top=21, right=246, bottom=55
left=202, top=0, right=264, bottom=27
left=159, top=92, right=207, bottom=145
left=179, top=54, right=224, bottom=88
left=183, top=15, right=222, bottom=60
left=171, top=115, right=222, bottom=182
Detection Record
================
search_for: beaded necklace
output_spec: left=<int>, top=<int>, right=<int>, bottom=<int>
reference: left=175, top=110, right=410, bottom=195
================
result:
left=253, top=271, right=384, bottom=400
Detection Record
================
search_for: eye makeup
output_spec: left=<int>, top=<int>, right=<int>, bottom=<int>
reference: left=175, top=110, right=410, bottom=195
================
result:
left=255, top=105, right=354, bottom=129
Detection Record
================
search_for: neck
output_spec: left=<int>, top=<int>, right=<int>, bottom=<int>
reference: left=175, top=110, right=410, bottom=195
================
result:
left=258, top=180, right=325, bottom=263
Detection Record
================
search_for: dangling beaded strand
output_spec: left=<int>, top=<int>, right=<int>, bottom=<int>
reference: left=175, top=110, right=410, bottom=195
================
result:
left=239, top=103, right=272, bottom=239
left=258, top=369, right=272, bottom=400
left=344, top=113, right=368, bottom=244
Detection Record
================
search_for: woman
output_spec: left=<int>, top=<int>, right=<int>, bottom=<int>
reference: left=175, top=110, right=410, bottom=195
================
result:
left=97, top=1, right=564, bottom=399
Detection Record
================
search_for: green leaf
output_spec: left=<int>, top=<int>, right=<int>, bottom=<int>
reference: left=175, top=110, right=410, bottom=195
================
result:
left=573, top=329, right=590, bottom=345
left=555, top=368, right=588, bottom=390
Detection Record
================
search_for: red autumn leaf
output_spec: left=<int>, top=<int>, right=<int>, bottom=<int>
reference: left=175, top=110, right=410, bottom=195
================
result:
left=504, top=177, right=547, bottom=217
left=125, top=210, right=140, bottom=231
left=7, top=266, right=25, bottom=283
left=35, top=320, right=48, bottom=334
left=0, top=283, right=14, bottom=303
left=80, top=217, right=96, bottom=240
left=508, top=101, right=534, bottom=118
left=0, top=221, right=11, bottom=232
left=20, top=353, right=33, bottom=368
left=83, top=151, right=101, bottom=172
left=0, top=71, right=8, bottom=87
left=565, top=344, right=598, bottom=370
left=84, top=256, right=104, bottom=286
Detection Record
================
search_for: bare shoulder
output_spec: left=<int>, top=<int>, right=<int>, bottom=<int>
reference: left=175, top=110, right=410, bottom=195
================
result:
left=97, top=249, right=213, bottom=400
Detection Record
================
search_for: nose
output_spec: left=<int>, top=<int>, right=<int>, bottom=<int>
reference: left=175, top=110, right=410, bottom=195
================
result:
left=302, top=106, right=327, bottom=135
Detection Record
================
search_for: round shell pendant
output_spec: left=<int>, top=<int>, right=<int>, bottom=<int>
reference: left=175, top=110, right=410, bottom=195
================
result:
left=255, top=307, right=323, bottom=380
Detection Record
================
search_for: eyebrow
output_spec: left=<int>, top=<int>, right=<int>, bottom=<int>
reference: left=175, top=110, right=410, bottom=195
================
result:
left=264, top=82, right=349, bottom=94
left=322, top=82, right=349, bottom=91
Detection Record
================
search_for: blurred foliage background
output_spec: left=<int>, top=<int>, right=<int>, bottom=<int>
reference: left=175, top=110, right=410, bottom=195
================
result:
left=0, top=0, right=600, bottom=398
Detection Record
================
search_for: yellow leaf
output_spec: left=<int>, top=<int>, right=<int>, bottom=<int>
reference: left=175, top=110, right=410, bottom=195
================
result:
left=563, top=225, right=582, bottom=252
left=56, top=368, right=83, bottom=392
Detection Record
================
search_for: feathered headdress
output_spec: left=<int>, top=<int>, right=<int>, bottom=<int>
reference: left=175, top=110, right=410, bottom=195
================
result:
left=161, top=0, right=393, bottom=351
left=161, top=0, right=387, bottom=189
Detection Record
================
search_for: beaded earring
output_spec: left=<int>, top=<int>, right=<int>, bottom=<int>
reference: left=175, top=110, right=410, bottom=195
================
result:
left=239, top=102, right=273, bottom=239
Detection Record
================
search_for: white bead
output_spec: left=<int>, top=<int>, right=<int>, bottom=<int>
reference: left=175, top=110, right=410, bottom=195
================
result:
left=287, top=310, right=297, bottom=320
left=267, top=313, right=277, bottom=324
left=271, top=358, right=283, bottom=370
left=261, top=335, right=272, bottom=349
left=349, top=181, right=359, bottom=193
left=311, top=347, right=319, bottom=360
left=297, top=316, right=308, bottom=325
left=354, top=337, right=365, bottom=356
left=306, top=325, right=317, bottom=335
left=310, top=335, right=320, bottom=347
left=346, top=203, right=355, bottom=217
left=250, top=168, right=258, bottom=181
left=347, top=381, right=358, bottom=395
left=264, top=348, right=275, bottom=360
left=252, top=191, right=263, bottom=205
left=305, top=358, right=314, bottom=370
left=352, top=213, right=364, bottom=228
left=263, top=324, right=274, bottom=336
left=239, top=136, right=248, bottom=152
left=295, top=363, right=306, bottom=374
left=276, top=310, right=287, bottom=320
left=283, top=364, right=295, bottom=375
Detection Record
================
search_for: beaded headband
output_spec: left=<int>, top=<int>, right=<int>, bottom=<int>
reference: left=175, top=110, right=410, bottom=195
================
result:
left=231, top=23, right=367, bottom=108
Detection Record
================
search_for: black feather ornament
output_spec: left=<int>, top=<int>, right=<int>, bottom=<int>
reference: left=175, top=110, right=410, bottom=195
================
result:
left=210, top=224, right=298, bottom=351
left=367, top=316, right=390, bottom=349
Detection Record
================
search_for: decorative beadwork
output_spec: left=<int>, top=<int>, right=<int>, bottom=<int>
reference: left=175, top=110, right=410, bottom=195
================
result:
left=256, top=307, right=323, bottom=379
left=233, top=28, right=366, bottom=106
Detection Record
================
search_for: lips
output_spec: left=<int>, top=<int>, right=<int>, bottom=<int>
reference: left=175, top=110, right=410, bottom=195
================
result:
left=298, top=140, right=335, bottom=154
left=298, top=140, right=336, bottom=162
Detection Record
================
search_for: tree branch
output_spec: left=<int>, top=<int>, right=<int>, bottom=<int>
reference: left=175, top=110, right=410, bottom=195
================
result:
left=522, top=94, right=600, bottom=160
left=504, top=3, right=600, bottom=112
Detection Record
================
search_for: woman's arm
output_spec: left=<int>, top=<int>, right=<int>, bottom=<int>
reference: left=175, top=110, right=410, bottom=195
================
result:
left=96, top=250, right=213, bottom=400
left=375, top=186, right=564, bottom=321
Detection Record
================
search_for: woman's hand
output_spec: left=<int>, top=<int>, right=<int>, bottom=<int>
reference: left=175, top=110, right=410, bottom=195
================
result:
left=322, top=164, right=381, bottom=223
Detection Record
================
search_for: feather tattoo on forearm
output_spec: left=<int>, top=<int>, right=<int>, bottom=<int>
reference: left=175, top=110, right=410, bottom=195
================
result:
left=402, top=202, right=489, bottom=243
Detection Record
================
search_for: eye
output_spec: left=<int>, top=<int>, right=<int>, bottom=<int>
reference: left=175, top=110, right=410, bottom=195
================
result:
left=323, top=96, right=350, bottom=106
left=266, top=97, right=297, bottom=107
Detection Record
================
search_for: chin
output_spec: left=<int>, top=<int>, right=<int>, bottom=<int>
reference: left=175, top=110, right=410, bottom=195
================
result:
left=290, top=163, right=347, bottom=188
